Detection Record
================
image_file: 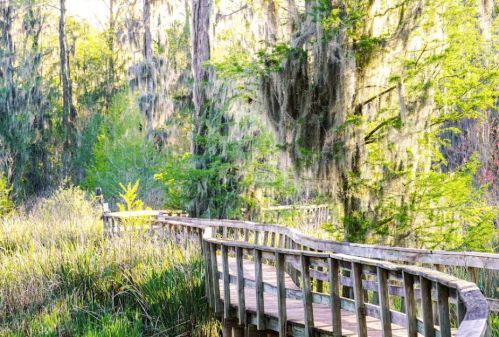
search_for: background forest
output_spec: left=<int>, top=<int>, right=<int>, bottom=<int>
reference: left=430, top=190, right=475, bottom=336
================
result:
left=1, top=0, right=499, bottom=335
left=0, top=0, right=499, bottom=250
left=1, top=0, right=498, bottom=250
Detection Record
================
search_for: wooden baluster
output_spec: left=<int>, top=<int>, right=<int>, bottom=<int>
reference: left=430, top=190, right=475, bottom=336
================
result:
left=420, top=276, right=435, bottom=337
left=222, top=245, right=231, bottom=319
left=236, top=247, right=246, bottom=325
left=223, top=226, right=228, bottom=240
left=254, top=249, right=265, bottom=330
left=468, top=266, right=478, bottom=284
left=270, top=232, right=276, bottom=248
left=403, top=272, right=417, bottom=337
left=432, top=264, right=443, bottom=325
left=437, top=283, right=451, bottom=337
left=279, top=234, right=285, bottom=248
left=234, top=228, right=239, bottom=241
left=244, top=229, right=249, bottom=242
left=377, top=267, right=392, bottom=337
left=276, top=252, right=287, bottom=337
left=198, top=228, right=203, bottom=248
left=457, top=296, right=465, bottom=327
left=329, top=258, right=342, bottom=337
left=301, top=254, right=314, bottom=337
left=204, top=240, right=213, bottom=308
left=211, top=243, right=222, bottom=313
left=352, top=262, right=368, bottom=337
left=290, top=241, right=299, bottom=283
left=315, top=250, right=324, bottom=293
left=263, top=231, right=268, bottom=246
left=255, top=231, right=260, bottom=245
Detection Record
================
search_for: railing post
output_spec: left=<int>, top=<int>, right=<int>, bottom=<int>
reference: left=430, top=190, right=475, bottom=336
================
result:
left=377, top=267, right=392, bottom=337
left=301, top=253, right=314, bottom=337
left=329, top=257, right=342, bottom=337
left=222, top=244, right=231, bottom=319
left=432, top=264, right=443, bottom=325
left=457, top=296, right=466, bottom=327
left=211, top=242, right=222, bottom=314
left=236, top=247, right=246, bottom=325
left=203, top=239, right=213, bottom=308
left=403, top=271, right=417, bottom=337
left=254, top=249, right=265, bottom=330
left=276, top=251, right=287, bottom=337
left=437, top=283, right=451, bottom=337
left=468, top=266, right=478, bottom=284
left=352, top=262, right=367, bottom=337
left=420, top=276, right=435, bottom=337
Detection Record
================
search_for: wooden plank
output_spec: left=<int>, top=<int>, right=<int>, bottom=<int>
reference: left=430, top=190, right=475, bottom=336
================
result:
left=210, top=242, right=222, bottom=313
left=244, top=229, right=249, bottom=242
left=300, top=254, right=314, bottom=337
left=377, top=267, right=392, bottom=337
left=263, top=231, right=269, bottom=247
left=222, top=245, right=231, bottom=319
left=437, top=283, right=451, bottom=337
left=276, top=252, right=287, bottom=337
left=254, top=249, right=265, bottom=330
left=236, top=247, right=246, bottom=325
left=328, top=258, right=341, bottom=337
left=255, top=231, right=260, bottom=246
left=468, top=267, right=478, bottom=284
left=352, top=262, right=368, bottom=337
left=403, top=271, right=417, bottom=337
left=420, top=276, right=435, bottom=337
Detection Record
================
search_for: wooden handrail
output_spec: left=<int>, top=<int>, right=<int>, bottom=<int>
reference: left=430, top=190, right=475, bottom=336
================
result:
left=103, top=210, right=492, bottom=337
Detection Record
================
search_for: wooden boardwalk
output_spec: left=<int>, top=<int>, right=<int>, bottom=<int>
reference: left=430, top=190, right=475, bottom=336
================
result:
left=103, top=210, right=491, bottom=337
left=217, top=256, right=429, bottom=337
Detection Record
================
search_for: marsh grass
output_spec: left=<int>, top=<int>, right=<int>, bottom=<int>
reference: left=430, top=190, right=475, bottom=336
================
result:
left=0, top=186, right=215, bottom=336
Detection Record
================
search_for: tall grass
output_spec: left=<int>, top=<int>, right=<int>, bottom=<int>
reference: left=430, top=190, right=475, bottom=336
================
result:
left=0, top=186, right=215, bottom=336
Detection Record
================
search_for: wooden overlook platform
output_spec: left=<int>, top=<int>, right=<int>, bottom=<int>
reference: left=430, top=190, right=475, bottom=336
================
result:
left=103, top=209, right=493, bottom=337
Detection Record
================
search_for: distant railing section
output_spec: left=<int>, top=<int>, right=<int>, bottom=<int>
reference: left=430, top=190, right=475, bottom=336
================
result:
left=103, top=208, right=492, bottom=337
left=262, top=204, right=333, bottom=228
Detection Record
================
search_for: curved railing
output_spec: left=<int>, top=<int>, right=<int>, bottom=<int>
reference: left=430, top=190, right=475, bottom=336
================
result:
left=103, top=210, right=492, bottom=337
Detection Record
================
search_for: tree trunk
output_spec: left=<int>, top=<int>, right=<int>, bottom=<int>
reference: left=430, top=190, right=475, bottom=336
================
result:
left=59, top=0, right=73, bottom=150
left=143, top=0, right=154, bottom=141
left=191, top=0, right=211, bottom=157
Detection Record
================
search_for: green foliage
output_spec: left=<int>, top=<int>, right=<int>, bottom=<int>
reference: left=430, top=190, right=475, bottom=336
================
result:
left=403, top=0, right=499, bottom=125
left=210, top=40, right=307, bottom=78
left=156, top=118, right=295, bottom=219
left=363, top=157, right=496, bottom=250
left=117, top=180, right=148, bottom=212
left=83, top=92, right=167, bottom=208
left=0, top=173, right=14, bottom=219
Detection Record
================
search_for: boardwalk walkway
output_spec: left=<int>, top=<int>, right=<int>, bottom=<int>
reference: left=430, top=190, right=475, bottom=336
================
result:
left=102, top=210, right=492, bottom=337
left=217, top=256, right=427, bottom=337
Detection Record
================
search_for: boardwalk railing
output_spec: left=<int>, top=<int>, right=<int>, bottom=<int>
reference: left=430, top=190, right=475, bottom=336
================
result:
left=103, top=210, right=492, bottom=337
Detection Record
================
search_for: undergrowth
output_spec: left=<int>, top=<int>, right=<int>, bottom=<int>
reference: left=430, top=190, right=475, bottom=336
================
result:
left=0, top=186, right=215, bottom=336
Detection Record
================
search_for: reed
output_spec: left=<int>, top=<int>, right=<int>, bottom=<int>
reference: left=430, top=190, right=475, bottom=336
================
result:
left=0, top=186, right=216, bottom=336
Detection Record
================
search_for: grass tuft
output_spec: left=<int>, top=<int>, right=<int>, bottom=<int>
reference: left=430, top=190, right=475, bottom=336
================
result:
left=0, top=186, right=215, bottom=336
